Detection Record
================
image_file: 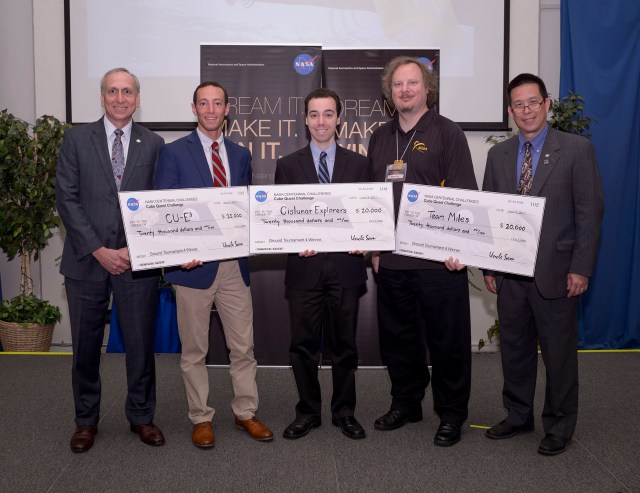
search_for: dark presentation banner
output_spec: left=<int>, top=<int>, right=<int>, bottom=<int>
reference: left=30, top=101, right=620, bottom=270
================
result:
left=201, top=44, right=322, bottom=366
left=322, top=48, right=440, bottom=153
left=200, top=45, right=439, bottom=366
left=201, top=44, right=322, bottom=184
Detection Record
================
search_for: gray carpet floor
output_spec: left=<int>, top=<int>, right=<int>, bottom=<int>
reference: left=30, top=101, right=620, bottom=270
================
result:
left=0, top=352, right=638, bottom=493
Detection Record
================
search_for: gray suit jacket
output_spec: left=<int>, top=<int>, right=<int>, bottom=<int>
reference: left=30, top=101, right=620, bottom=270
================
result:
left=56, top=117, right=164, bottom=281
left=482, top=127, right=604, bottom=299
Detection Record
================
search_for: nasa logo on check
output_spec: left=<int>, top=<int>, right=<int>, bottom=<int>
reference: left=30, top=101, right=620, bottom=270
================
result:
left=407, top=190, right=419, bottom=202
left=126, top=197, right=140, bottom=211
left=255, top=190, right=268, bottom=202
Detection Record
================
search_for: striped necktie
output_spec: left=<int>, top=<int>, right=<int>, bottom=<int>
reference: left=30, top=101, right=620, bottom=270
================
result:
left=211, top=141, right=227, bottom=187
left=318, top=151, right=330, bottom=184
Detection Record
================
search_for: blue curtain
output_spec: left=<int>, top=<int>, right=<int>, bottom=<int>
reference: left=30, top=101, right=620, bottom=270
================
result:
left=106, top=286, right=181, bottom=353
left=561, top=1, right=640, bottom=348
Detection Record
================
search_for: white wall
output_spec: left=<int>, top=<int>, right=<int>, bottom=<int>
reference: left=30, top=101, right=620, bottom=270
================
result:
left=0, top=0, right=554, bottom=349
left=540, top=0, right=561, bottom=98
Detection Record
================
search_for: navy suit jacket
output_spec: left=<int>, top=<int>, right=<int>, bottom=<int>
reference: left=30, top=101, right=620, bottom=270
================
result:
left=155, top=131, right=252, bottom=289
left=483, top=127, right=604, bottom=299
left=274, top=144, right=369, bottom=289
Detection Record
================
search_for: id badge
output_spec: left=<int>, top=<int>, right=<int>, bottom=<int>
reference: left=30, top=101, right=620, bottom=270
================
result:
left=385, top=160, right=407, bottom=182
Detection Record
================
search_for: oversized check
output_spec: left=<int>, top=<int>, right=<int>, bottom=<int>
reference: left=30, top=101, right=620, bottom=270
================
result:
left=395, top=184, right=546, bottom=276
left=248, top=183, right=395, bottom=253
left=118, top=187, right=249, bottom=271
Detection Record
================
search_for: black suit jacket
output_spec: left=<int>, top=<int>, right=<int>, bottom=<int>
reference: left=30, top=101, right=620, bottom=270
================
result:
left=274, top=145, right=370, bottom=289
left=483, top=127, right=604, bottom=298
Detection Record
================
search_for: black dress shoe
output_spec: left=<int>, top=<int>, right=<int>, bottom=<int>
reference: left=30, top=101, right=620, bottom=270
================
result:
left=283, top=415, right=321, bottom=439
left=434, top=422, right=461, bottom=447
left=374, top=409, right=423, bottom=431
left=130, top=422, right=166, bottom=446
left=486, top=419, right=534, bottom=440
left=70, top=425, right=98, bottom=453
left=332, top=416, right=366, bottom=440
left=538, top=434, right=570, bottom=456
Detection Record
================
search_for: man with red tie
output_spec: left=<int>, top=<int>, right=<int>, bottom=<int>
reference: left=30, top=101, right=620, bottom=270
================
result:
left=155, top=81, right=273, bottom=448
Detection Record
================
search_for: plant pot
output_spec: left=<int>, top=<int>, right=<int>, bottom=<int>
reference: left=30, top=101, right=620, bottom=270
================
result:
left=0, top=320, right=54, bottom=352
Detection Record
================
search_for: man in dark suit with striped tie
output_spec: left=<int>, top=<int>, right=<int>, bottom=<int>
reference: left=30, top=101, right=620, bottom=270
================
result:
left=276, top=88, right=370, bottom=440
left=155, top=82, right=273, bottom=448
left=57, top=67, right=165, bottom=452
left=483, top=73, right=604, bottom=456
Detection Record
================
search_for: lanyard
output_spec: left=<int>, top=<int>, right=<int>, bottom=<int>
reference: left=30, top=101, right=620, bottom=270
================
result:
left=396, top=129, right=417, bottom=163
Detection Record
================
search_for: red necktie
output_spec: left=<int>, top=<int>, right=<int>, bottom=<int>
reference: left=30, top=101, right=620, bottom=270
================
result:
left=211, top=142, right=227, bottom=187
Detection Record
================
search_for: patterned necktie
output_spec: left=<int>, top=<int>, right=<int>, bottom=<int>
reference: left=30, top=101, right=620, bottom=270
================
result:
left=211, top=142, right=227, bottom=187
left=318, top=151, right=330, bottom=184
left=517, top=141, right=533, bottom=195
left=111, top=129, right=125, bottom=190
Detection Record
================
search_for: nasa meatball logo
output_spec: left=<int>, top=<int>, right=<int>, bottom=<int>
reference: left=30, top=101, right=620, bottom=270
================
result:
left=293, top=54, right=317, bottom=75
left=255, top=190, right=268, bottom=202
left=417, top=56, right=436, bottom=71
left=126, top=197, right=140, bottom=211
left=407, top=190, right=419, bottom=202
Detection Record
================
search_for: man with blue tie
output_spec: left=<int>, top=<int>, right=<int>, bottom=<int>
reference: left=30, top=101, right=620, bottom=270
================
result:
left=155, top=81, right=273, bottom=448
left=276, top=88, right=370, bottom=440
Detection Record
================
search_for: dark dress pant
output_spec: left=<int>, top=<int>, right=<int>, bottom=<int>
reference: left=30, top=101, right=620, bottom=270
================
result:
left=65, top=275, right=158, bottom=426
left=287, top=255, right=361, bottom=419
left=377, top=266, right=471, bottom=425
left=497, top=276, right=579, bottom=439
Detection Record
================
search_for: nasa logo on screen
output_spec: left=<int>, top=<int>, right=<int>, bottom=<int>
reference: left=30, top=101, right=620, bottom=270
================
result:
left=407, top=190, right=419, bottom=202
left=255, top=190, right=268, bottom=202
left=293, top=54, right=317, bottom=75
left=126, top=197, right=140, bottom=211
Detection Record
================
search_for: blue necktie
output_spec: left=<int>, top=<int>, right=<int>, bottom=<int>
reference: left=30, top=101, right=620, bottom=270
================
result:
left=318, top=151, right=330, bottom=184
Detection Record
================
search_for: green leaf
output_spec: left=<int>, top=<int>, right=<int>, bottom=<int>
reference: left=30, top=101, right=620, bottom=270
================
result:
left=0, top=294, right=61, bottom=325
left=0, top=111, right=70, bottom=272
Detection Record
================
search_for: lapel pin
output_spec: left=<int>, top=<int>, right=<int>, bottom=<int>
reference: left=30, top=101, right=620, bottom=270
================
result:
left=136, top=139, right=141, bottom=143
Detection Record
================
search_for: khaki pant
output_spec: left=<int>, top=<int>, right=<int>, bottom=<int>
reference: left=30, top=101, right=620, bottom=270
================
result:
left=175, top=260, right=258, bottom=424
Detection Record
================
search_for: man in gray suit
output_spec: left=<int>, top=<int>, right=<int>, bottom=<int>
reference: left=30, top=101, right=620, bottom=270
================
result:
left=57, top=68, right=165, bottom=453
left=483, top=73, right=604, bottom=456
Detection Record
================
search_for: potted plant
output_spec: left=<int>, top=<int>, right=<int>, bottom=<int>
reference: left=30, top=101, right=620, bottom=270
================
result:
left=478, top=92, right=594, bottom=350
left=0, top=110, right=70, bottom=351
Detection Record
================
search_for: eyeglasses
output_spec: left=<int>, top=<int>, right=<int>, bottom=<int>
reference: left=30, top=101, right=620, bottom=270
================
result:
left=511, top=99, right=545, bottom=113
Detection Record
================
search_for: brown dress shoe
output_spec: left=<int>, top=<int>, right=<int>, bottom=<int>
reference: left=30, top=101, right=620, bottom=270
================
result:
left=234, top=417, right=274, bottom=441
left=70, top=425, right=98, bottom=453
left=192, top=421, right=215, bottom=448
left=130, top=423, right=166, bottom=446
